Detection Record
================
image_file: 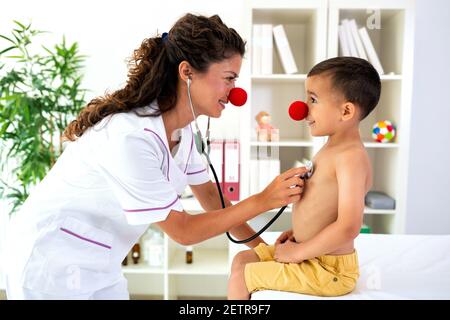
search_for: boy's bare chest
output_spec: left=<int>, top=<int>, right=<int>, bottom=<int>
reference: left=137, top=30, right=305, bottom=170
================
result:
left=292, top=151, right=339, bottom=241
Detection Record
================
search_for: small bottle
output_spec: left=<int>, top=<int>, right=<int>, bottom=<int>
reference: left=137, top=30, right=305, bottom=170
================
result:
left=186, top=246, right=193, bottom=264
left=143, top=228, right=164, bottom=267
left=132, top=243, right=141, bottom=264
left=141, top=228, right=152, bottom=264
left=148, top=231, right=164, bottom=267
left=122, top=254, right=128, bottom=266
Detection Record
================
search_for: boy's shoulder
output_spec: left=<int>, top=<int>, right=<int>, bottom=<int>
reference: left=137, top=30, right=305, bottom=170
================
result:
left=333, top=143, right=372, bottom=186
left=335, top=142, right=369, bottom=162
left=327, top=141, right=370, bottom=173
left=339, top=140, right=366, bottom=153
left=316, top=141, right=370, bottom=175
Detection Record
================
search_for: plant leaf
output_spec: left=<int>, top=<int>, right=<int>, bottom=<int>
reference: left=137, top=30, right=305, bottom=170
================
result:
left=13, top=20, right=28, bottom=30
left=0, top=46, right=16, bottom=55
left=0, top=34, right=16, bottom=45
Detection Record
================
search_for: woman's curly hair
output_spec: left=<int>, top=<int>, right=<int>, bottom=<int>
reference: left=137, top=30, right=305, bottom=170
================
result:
left=63, top=14, right=246, bottom=141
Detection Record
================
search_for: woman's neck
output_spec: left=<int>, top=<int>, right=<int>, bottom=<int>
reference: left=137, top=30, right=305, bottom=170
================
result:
left=161, top=93, right=195, bottom=150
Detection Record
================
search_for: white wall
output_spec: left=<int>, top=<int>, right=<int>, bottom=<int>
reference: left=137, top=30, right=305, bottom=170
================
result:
left=405, top=0, right=450, bottom=234
left=0, top=0, right=246, bottom=139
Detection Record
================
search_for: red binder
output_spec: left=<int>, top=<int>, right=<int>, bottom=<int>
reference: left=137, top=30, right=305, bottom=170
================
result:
left=208, top=139, right=224, bottom=188
left=223, top=140, right=240, bottom=201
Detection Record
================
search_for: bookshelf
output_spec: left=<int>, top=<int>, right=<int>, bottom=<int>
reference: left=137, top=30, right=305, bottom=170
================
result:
left=240, top=0, right=415, bottom=235
left=122, top=0, right=415, bottom=299
left=328, top=0, right=415, bottom=234
left=240, top=0, right=329, bottom=236
left=121, top=213, right=230, bottom=299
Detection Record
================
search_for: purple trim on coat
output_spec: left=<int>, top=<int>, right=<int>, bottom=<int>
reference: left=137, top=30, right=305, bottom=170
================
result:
left=123, top=196, right=179, bottom=213
left=187, top=168, right=207, bottom=175
left=60, top=227, right=112, bottom=250
left=144, top=128, right=170, bottom=181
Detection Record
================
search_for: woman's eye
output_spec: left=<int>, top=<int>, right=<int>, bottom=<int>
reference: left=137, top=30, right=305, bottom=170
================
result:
left=310, top=97, right=317, bottom=103
left=226, top=77, right=236, bottom=82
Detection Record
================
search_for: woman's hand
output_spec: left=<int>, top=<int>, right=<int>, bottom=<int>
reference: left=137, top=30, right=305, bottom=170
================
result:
left=257, top=166, right=308, bottom=211
left=275, top=229, right=295, bottom=245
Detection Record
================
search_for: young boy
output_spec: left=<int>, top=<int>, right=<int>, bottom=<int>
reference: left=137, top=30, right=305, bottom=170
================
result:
left=228, top=57, right=381, bottom=299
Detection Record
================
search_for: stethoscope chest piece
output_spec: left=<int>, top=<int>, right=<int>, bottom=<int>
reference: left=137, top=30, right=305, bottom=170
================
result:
left=302, top=160, right=314, bottom=180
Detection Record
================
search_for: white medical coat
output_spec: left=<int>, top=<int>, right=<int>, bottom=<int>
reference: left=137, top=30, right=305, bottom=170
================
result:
left=4, top=102, right=210, bottom=297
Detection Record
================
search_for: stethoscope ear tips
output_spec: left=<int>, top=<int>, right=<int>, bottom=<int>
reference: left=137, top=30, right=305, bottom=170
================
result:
left=288, top=101, right=309, bottom=121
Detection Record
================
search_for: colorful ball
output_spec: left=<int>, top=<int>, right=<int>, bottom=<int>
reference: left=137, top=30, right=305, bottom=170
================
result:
left=372, top=120, right=396, bottom=143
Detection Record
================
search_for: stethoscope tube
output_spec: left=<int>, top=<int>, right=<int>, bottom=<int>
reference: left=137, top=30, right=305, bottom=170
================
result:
left=186, top=77, right=299, bottom=244
left=207, top=152, right=289, bottom=244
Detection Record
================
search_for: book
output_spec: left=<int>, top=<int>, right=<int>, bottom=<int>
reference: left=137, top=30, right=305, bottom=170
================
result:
left=223, top=140, right=240, bottom=201
left=252, top=24, right=262, bottom=75
left=365, top=191, right=395, bottom=209
left=259, top=158, right=279, bottom=192
left=338, top=24, right=350, bottom=56
left=208, top=140, right=223, bottom=186
left=261, top=24, right=273, bottom=75
left=342, top=19, right=359, bottom=57
left=348, top=19, right=368, bottom=60
left=272, top=24, right=298, bottom=74
left=249, top=159, right=259, bottom=195
left=269, top=159, right=280, bottom=181
left=359, top=27, right=384, bottom=75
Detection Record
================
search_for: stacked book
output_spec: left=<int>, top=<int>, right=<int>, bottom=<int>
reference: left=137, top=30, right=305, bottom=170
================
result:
left=338, top=19, right=385, bottom=75
left=249, top=157, right=281, bottom=195
left=252, top=24, right=298, bottom=75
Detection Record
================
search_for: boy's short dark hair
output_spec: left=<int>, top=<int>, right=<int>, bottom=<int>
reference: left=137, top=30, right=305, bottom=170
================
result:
left=307, top=57, right=381, bottom=120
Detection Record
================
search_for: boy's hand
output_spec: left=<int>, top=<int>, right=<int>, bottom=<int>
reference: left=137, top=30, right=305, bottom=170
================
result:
left=275, top=229, right=295, bottom=245
left=274, top=239, right=303, bottom=264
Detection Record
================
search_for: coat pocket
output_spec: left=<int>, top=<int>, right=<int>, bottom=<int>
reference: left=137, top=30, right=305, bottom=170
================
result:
left=22, top=217, right=113, bottom=295
left=53, top=216, right=112, bottom=271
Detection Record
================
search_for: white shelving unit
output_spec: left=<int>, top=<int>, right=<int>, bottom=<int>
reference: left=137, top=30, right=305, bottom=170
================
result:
left=122, top=0, right=415, bottom=299
left=240, top=0, right=415, bottom=235
left=240, top=0, right=329, bottom=235
left=122, top=215, right=230, bottom=299
left=328, top=0, right=415, bottom=233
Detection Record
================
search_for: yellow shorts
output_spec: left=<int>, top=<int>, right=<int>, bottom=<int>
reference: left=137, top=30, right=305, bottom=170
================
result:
left=245, top=243, right=360, bottom=297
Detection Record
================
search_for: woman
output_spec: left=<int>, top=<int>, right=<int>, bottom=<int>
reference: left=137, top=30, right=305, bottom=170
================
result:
left=4, top=13, right=307, bottom=299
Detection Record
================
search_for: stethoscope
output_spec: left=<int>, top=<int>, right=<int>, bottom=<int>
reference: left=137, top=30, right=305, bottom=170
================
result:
left=187, top=78, right=314, bottom=244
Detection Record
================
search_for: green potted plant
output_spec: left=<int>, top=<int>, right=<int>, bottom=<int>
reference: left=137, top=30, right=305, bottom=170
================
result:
left=0, top=21, right=87, bottom=214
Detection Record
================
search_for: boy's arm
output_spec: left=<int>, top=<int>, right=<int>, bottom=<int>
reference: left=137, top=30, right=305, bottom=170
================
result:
left=274, top=150, right=367, bottom=263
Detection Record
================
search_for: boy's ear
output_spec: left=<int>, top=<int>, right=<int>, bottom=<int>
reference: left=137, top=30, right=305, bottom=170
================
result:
left=341, top=102, right=357, bottom=121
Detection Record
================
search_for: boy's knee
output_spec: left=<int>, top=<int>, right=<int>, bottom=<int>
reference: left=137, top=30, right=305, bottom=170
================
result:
left=232, top=249, right=259, bottom=269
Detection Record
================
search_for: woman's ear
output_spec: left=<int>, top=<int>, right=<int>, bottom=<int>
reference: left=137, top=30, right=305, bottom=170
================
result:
left=179, top=61, right=193, bottom=83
